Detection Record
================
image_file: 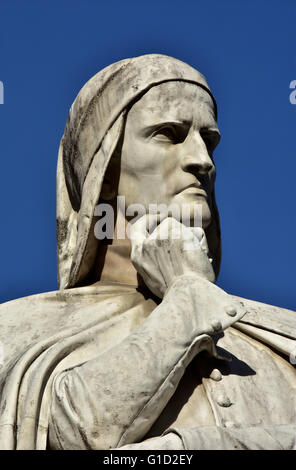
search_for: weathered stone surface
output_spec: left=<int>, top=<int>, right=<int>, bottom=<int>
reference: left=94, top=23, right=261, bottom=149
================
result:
left=0, top=55, right=295, bottom=450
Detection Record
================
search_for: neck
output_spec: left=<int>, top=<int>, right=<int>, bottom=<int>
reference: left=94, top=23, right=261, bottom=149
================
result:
left=94, top=209, right=139, bottom=287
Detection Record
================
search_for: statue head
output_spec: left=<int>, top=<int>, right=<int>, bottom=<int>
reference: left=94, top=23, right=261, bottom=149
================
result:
left=112, top=81, right=220, bottom=230
left=57, top=54, right=221, bottom=289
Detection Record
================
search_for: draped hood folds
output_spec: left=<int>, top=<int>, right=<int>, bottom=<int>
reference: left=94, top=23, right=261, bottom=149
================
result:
left=57, top=54, right=221, bottom=289
left=1, top=55, right=294, bottom=451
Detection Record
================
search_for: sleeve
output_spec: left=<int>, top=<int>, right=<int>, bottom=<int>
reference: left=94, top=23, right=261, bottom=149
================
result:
left=47, top=275, right=246, bottom=450
left=164, top=424, right=296, bottom=450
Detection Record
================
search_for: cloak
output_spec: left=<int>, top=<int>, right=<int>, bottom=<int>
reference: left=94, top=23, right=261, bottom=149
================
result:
left=0, top=54, right=295, bottom=450
left=0, top=284, right=295, bottom=449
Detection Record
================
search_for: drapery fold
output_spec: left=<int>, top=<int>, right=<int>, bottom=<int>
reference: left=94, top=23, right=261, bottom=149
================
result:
left=0, top=285, right=295, bottom=449
left=57, top=54, right=221, bottom=289
left=1, top=54, right=295, bottom=450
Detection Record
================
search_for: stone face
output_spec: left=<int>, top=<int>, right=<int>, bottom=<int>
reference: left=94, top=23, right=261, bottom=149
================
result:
left=0, top=54, right=295, bottom=450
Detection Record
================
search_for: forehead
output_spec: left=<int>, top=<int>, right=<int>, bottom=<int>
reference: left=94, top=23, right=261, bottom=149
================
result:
left=128, top=81, right=217, bottom=127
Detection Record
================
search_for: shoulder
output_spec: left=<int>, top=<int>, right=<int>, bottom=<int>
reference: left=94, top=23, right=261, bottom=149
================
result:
left=0, top=282, right=137, bottom=316
left=0, top=287, right=90, bottom=323
left=0, top=283, right=140, bottom=367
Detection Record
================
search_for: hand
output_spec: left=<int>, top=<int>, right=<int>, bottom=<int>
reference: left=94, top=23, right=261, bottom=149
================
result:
left=129, top=215, right=215, bottom=298
left=117, top=432, right=184, bottom=450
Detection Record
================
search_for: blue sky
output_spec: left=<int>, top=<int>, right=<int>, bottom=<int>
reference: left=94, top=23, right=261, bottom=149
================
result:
left=0, top=0, right=295, bottom=310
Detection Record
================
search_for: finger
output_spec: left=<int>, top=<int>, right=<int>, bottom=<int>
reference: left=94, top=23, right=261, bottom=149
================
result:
left=147, top=212, right=171, bottom=235
left=150, top=216, right=187, bottom=240
left=200, top=231, right=210, bottom=255
left=190, top=226, right=204, bottom=243
left=191, top=226, right=210, bottom=255
left=149, top=217, right=171, bottom=240
left=128, top=214, right=150, bottom=243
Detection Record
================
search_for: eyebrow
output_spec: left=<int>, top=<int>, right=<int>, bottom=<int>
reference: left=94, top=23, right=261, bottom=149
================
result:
left=142, top=120, right=190, bottom=130
left=141, top=121, right=220, bottom=135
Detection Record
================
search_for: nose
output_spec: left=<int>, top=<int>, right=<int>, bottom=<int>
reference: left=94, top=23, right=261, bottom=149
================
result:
left=180, top=130, right=214, bottom=175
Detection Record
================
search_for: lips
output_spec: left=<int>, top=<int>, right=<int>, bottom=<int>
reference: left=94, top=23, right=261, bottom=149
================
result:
left=177, top=183, right=207, bottom=197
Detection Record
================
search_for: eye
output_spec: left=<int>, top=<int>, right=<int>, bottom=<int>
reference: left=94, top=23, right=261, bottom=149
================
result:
left=200, top=129, right=220, bottom=154
left=150, top=124, right=189, bottom=144
left=151, top=125, right=178, bottom=143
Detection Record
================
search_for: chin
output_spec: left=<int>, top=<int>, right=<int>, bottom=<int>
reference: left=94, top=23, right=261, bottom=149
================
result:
left=198, top=202, right=212, bottom=229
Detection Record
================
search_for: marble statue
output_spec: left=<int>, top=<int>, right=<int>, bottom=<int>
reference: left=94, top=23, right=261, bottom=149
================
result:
left=0, top=55, right=295, bottom=450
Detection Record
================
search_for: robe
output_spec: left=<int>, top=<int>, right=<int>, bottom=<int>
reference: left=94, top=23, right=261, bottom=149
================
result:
left=0, top=281, right=295, bottom=450
left=1, top=54, right=294, bottom=451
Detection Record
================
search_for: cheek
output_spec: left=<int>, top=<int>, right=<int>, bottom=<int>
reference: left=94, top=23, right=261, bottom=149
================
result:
left=122, top=137, right=167, bottom=175
left=162, top=147, right=180, bottom=191
left=117, top=169, right=141, bottom=206
left=119, top=136, right=178, bottom=205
